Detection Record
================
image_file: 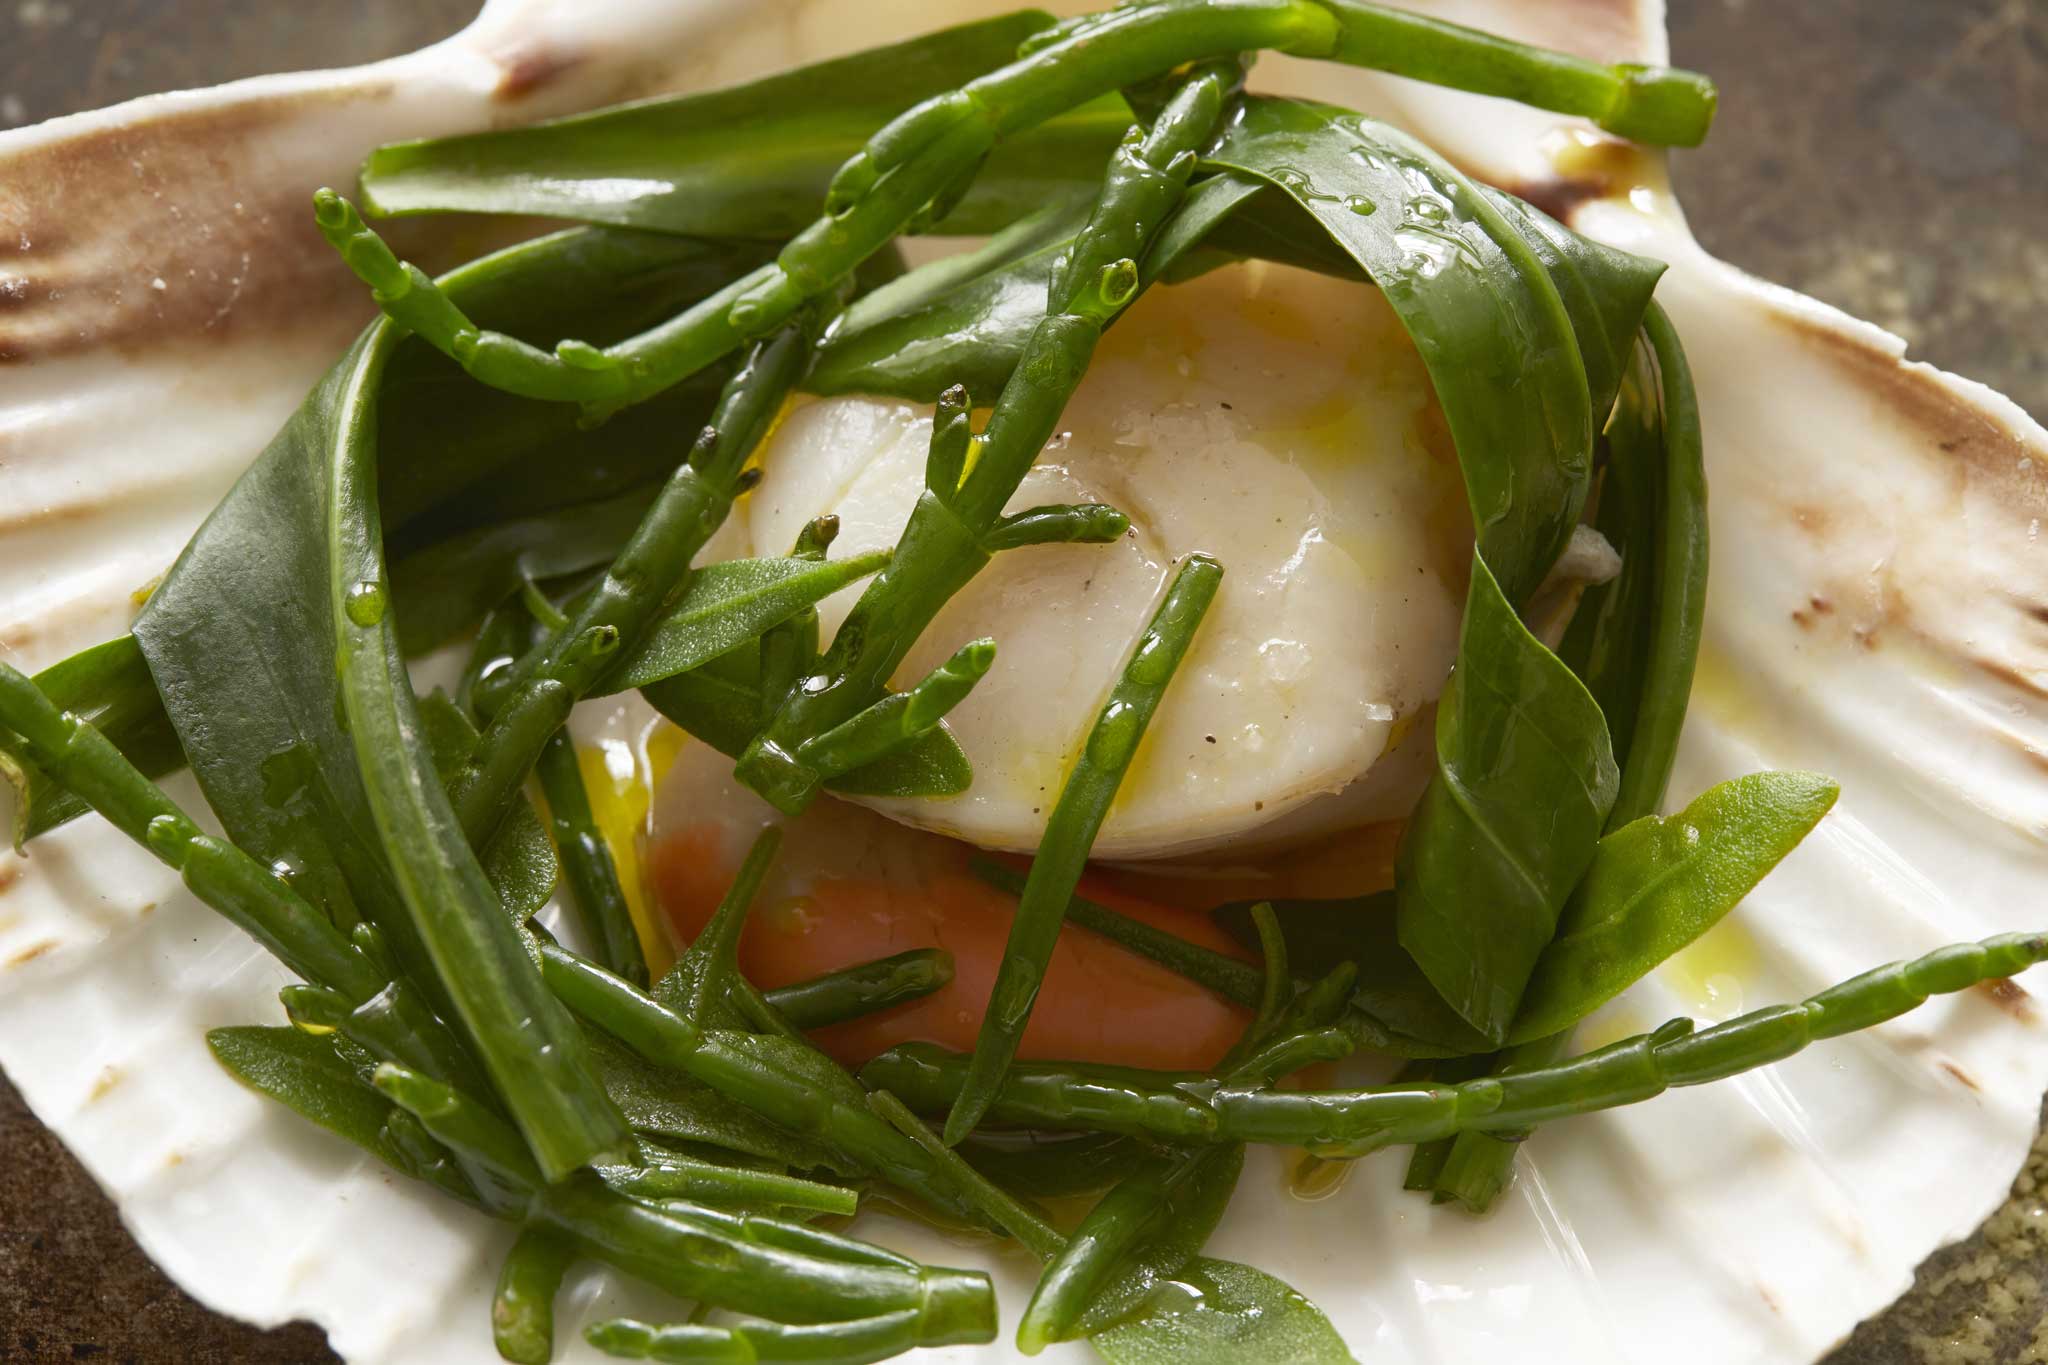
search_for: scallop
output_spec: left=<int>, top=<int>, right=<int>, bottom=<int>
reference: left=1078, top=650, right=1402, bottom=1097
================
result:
left=1, top=3, right=2045, bottom=1365
left=746, top=258, right=1472, bottom=857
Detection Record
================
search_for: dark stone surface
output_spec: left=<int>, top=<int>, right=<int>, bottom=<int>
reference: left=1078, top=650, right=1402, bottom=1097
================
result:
left=0, top=2, right=2040, bottom=1363
left=1669, top=0, right=2046, bottom=425
left=0, top=1072, right=336, bottom=1364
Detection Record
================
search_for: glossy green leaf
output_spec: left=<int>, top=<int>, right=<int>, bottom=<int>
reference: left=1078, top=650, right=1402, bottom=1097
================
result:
left=136, top=231, right=642, bottom=1180
left=639, top=647, right=765, bottom=759
left=1206, top=97, right=1597, bottom=602
left=1091, top=1257, right=1356, bottom=1365
left=606, top=551, right=892, bottom=692
left=1480, top=190, right=1664, bottom=434
left=1182, top=180, right=1368, bottom=283
left=1397, top=556, right=1619, bottom=1042
left=1411, top=306, right=1709, bottom=1205
left=209, top=1025, right=399, bottom=1160
left=359, top=11, right=1127, bottom=240
left=1509, top=771, right=1839, bottom=1041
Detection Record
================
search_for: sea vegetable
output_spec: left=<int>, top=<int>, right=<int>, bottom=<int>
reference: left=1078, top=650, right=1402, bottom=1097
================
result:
left=11, top=7, right=2037, bottom=1364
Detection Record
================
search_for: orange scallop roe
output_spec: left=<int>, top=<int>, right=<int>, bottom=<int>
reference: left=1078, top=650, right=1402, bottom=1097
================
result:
left=650, top=822, right=1262, bottom=1071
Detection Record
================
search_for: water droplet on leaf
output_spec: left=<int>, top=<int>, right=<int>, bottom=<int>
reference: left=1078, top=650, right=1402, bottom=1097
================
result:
left=344, top=580, right=386, bottom=627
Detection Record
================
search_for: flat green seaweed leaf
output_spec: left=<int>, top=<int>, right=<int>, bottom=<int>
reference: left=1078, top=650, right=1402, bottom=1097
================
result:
left=359, top=11, right=1127, bottom=240
left=1510, top=771, right=1839, bottom=1041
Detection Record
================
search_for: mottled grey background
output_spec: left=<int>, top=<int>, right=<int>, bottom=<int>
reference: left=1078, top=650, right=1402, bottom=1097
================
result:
left=0, top=2, right=2041, bottom=1362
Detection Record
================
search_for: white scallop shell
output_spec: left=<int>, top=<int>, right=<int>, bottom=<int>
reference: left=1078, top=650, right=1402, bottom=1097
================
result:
left=2, top=1, right=2045, bottom=1362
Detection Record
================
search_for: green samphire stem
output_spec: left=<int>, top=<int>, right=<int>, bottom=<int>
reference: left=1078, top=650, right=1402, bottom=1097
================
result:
left=864, top=933, right=2048, bottom=1152
left=734, top=60, right=1240, bottom=816
left=314, top=1, right=1710, bottom=414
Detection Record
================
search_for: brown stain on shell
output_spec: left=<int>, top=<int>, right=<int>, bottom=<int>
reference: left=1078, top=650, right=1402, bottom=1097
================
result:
left=5, top=938, right=58, bottom=967
left=491, top=41, right=585, bottom=102
left=0, top=88, right=380, bottom=363
left=1782, top=313, right=2048, bottom=511
left=0, top=83, right=492, bottom=365
left=0, top=484, right=156, bottom=536
left=1, top=617, right=39, bottom=654
left=1763, top=310, right=2048, bottom=714
left=1791, top=594, right=1837, bottom=631
left=1940, top=1059, right=1985, bottom=1095
left=2011, top=742, right=2048, bottom=783
left=1789, top=503, right=1835, bottom=541
left=1512, top=176, right=1611, bottom=226
left=1976, top=976, right=2036, bottom=1024
left=1974, top=655, right=2048, bottom=704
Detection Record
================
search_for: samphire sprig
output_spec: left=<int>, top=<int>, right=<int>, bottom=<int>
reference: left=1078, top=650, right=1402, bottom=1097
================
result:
left=314, top=0, right=1711, bottom=419
left=444, top=316, right=818, bottom=856
left=373, top=1062, right=995, bottom=1336
left=0, top=661, right=465, bottom=1074
left=733, top=58, right=1242, bottom=816
left=539, top=933, right=996, bottom=1226
left=944, top=551, right=1226, bottom=1142
left=0, top=658, right=1001, bottom=1349
left=863, top=932, right=2048, bottom=1152
left=1007, top=944, right=1360, bottom=1354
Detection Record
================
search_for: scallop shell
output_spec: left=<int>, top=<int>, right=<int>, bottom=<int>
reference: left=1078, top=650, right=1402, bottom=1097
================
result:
left=2, top=1, right=2044, bottom=1362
